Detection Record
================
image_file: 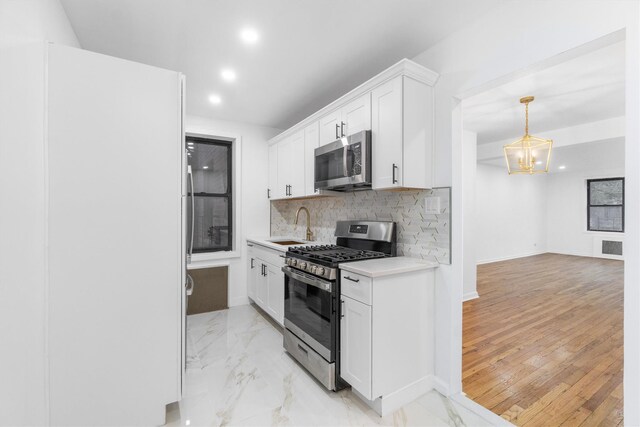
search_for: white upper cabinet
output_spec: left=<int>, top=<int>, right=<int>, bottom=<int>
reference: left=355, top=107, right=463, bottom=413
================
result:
left=275, top=130, right=305, bottom=199
left=276, top=137, right=292, bottom=198
left=371, top=75, right=434, bottom=190
left=289, top=130, right=305, bottom=198
left=267, top=59, right=438, bottom=198
left=319, top=109, right=342, bottom=146
left=341, top=93, right=371, bottom=137
left=371, top=77, right=403, bottom=189
left=268, top=143, right=278, bottom=199
left=304, top=121, right=320, bottom=196
left=319, top=93, right=371, bottom=147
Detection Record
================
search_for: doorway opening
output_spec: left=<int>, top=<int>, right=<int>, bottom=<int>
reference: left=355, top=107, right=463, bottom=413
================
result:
left=459, top=37, right=626, bottom=425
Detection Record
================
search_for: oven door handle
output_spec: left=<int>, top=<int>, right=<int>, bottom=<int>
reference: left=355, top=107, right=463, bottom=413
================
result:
left=282, top=266, right=333, bottom=292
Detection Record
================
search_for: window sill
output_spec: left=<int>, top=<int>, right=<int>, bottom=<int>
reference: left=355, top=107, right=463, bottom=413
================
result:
left=188, top=251, right=240, bottom=270
left=582, top=230, right=625, bottom=236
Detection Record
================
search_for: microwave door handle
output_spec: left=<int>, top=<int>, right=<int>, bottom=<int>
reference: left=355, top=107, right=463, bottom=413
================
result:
left=343, top=145, right=349, bottom=177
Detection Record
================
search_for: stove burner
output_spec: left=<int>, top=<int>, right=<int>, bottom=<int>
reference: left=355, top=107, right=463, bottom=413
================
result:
left=288, top=245, right=385, bottom=263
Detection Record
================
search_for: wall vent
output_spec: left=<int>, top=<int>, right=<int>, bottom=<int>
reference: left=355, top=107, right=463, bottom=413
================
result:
left=602, top=240, right=623, bottom=256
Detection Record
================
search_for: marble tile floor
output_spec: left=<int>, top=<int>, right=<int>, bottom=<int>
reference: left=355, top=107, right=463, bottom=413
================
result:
left=166, top=305, right=495, bottom=427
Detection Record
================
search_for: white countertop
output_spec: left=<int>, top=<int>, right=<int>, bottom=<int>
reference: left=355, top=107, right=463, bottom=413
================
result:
left=340, top=256, right=439, bottom=278
left=246, top=236, right=319, bottom=252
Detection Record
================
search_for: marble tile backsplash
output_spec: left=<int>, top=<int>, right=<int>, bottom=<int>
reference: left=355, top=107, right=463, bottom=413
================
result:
left=270, top=188, right=451, bottom=264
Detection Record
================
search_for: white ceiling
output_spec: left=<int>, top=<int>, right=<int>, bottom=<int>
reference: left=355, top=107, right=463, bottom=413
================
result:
left=60, top=0, right=504, bottom=129
left=464, top=41, right=625, bottom=144
left=479, top=137, right=625, bottom=174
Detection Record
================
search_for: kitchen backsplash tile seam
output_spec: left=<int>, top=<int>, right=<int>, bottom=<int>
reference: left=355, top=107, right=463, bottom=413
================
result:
left=270, top=188, right=451, bottom=264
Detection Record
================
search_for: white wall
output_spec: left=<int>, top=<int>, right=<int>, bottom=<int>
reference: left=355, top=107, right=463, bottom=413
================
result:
left=410, top=3, right=640, bottom=421
left=0, top=0, right=79, bottom=47
left=462, top=130, right=478, bottom=301
left=475, top=164, right=548, bottom=264
left=547, top=168, right=625, bottom=256
left=186, top=115, right=280, bottom=307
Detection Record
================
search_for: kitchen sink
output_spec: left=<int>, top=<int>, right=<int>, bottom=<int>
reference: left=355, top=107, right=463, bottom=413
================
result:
left=270, top=240, right=305, bottom=245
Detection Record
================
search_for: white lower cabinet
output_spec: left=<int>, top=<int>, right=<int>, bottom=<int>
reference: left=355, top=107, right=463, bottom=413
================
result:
left=340, top=295, right=372, bottom=399
left=265, top=263, right=284, bottom=323
left=247, top=242, right=285, bottom=326
left=247, top=247, right=258, bottom=300
left=339, top=266, right=435, bottom=415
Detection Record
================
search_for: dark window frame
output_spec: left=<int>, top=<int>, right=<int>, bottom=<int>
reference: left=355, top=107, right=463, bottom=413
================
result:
left=187, top=136, right=233, bottom=253
left=587, top=177, right=624, bottom=233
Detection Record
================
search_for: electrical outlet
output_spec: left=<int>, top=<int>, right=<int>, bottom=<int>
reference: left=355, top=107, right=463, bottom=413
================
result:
left=425, top=196, right=441, bottom=214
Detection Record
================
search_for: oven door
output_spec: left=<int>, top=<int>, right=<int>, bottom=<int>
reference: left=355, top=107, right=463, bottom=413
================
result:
left=314, top=130, right=370, bottom=191
left=283, top=266, right=335, bottom=362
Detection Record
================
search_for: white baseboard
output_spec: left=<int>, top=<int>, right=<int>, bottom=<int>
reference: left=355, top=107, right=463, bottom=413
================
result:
left=476, top=251, right=546, bottom=265
left=229, top=296, right=250, bottom=307
left=463, top=291, right=479, bottom=302
left=353, top=375, right=435, bottom=416
left=432, top=376, right=450, bottom=396
left=450, top=393, right=513, bottom=426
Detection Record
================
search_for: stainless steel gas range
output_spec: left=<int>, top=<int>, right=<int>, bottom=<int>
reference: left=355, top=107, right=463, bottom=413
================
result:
left=282, top=220, right=396, bottom=390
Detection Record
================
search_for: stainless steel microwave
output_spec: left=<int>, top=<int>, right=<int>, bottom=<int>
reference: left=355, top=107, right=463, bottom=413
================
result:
left=314, top=130, right=371, bottom=191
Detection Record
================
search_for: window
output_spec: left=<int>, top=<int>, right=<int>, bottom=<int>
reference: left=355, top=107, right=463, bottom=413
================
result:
left=587, top=178, right=624, bottom=232
left=187, top=136, right=233, bottom=252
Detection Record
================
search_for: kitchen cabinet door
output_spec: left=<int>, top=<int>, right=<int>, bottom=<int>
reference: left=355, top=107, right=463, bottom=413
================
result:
left=268, top=143, right=279, bottom=199
left=266, top=262, right=284, bottom=325
left=304, top=121, right=319, bottom=196
left=340, top=295, right=372, bottom=400
left=256, top=262, right=268, bottom=307
left=319, top=109, right=341, bottom=146
left=342, top=93, right=371, bottom=137
left=277, top=137, right=292, bottom=198
left=371, top=76, right=403, bottom=190
left=247, top=248, right=258, bottom=300
left=288, top=130, right=305, bottom=198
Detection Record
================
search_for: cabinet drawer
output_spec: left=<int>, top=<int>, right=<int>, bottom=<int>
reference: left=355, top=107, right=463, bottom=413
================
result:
left=340, top=271, right=372, bottom=305
left=248, top=243, right=286, bottom=267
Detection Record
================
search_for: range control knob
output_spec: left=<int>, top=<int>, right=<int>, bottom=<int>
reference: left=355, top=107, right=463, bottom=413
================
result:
left=291, top=259, right=297, bottom=267
left=317, top=267, right=325, bottom=276
left=310, top=265, right=317, bottom=274
left=298, top=262, right=307, bottom=269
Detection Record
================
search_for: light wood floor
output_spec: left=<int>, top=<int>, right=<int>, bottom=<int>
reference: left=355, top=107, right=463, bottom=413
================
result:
left=463, top=253, right=623, bottom=426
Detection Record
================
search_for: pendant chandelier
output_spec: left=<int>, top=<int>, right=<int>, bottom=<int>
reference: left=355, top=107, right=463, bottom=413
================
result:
left=503, top=96, right=553, bottom=174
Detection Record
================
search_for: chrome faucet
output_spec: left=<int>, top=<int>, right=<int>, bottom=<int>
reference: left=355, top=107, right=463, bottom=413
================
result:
left=295, top=206, right=314, bottom=241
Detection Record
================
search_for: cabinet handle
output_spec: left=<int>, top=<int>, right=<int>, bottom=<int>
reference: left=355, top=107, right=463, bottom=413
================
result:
left=267, top=188, right=271, bottom=199
left=297, top=344, right=308, bottom=355
left=344, top=276, right=360, bottom=283
left=289, top=185, right=292, bottom=196
left=340, top=300, right=345, bottom=318
left=262, top=264, right=266, bottom=276
left=251, top=258, right=255, bottom=269
left=392, top=163, right=398, bottom=184
left=335, top=123, right=340, bottom=140
left=341, top=121, right=345, bottom=137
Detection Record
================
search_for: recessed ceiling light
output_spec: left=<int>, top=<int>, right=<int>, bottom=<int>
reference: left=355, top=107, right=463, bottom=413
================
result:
left=203, top=166, right=209, bottom=169
left=221, top=68, right=236, bottom=82
left=240, top=27, right=259, bottom=44
left=187, top=141, right=194, bottom=146
left=558, top=165, right=566, bottom=170
left=208, top=94, right=222, bottom=105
